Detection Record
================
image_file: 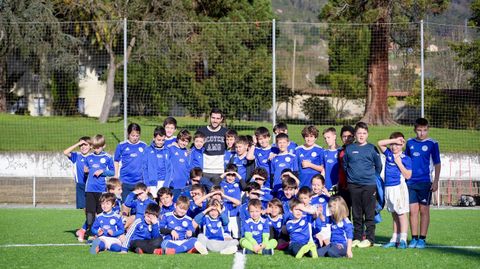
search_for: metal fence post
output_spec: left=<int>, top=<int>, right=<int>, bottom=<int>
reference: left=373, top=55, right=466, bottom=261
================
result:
left=272, top=19, right=276, bottom=128
left=123, top=17, right=128, bottom=141
left=420, top=19, right=425, bottom=118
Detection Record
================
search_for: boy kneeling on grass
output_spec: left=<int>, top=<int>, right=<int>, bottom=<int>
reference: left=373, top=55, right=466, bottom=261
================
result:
left=240, top=199, right=277, bottom=255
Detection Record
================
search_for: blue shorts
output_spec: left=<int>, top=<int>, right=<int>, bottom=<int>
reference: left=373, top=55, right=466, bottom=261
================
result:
left=75, top=183, right=86, bottom=209
left=408, top=182, right=432, bottom=205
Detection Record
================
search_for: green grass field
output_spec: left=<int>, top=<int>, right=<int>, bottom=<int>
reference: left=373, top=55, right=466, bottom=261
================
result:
left=1, top=114, right=479, bottom=153
left=0, top=208, right=479, bottom=269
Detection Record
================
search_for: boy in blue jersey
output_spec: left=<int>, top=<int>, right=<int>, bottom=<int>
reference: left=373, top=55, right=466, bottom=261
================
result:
left=224, top=129, right=238, bottom=169
left=90, top=193, right=125, bottom=254
left=106, top=178, right=123, bottom=215
left=405, top=118, right=441, bottom=249
left=378, top=132, right=412, bottom=249
left=240, top=199, right=277, bottom=255
left=228, top=135, right=255, bottom=180
left=124, top=183, right=157, bottom=228
left=316, top=196, right=353, bottom=258
left=165, top=129, right=192, bottom=198
left=157, top=187, right=175, bottom=217
left=250, top=167, right=273, bottom=207
left=114, top=123, right=148, bottom=201
left=271, top=133, right=299, bottom=194
left=296, top=125, right=324, bottom=188
left=286, top=198, right=319, bottom=259
left=84, top=134, right=115, bottom=238
left=193, top=198, right=239, bottom=254
left=182, top=167, right=214, bottom=195
left=63, top=136, right=91, bottom=242
left=278, top=176, right=299, bottom=222
left=343, top=122, right=382, bottom=248
left=220, top=164, right=244, bottom=239
left=253, top=127, right=274, bottom=183
left=159, top=196, right=208, bottom=255
left=186, top=184, right=208, bottom=218
left=143, top=126, right=169, bottom=198
left=239, top=182, right=263, bottom=235
left=122, top=203, right=164, bottom=254
left=322, top=127, right=340, bottom=190
left=163, top=116, right=178, bottom=147
left=272, top=122, right=298, bottom=154
left=190, top=131, right=205, bottom=170
left=265, top=198, right=288, bottom=250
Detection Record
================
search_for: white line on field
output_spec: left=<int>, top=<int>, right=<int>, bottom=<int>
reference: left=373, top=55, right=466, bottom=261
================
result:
left=232, top=252, right=246, bottom=269
left=0, top=243, right=85, bottom=248
left=376, top=244, right=480, bottom=249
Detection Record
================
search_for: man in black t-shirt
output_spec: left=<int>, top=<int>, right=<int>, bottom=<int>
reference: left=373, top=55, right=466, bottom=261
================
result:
left=197, top=108, right=227, bottom=185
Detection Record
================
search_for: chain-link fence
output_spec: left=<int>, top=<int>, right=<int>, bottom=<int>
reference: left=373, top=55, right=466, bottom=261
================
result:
left=1, top=20, right=479, bottom=205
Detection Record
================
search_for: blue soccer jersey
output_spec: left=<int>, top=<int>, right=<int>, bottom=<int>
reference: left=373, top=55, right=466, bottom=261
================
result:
left=190, top=147, right=204, bottom=169
left=159, top=204, right=175, bottom=218
left=124, top=192, right=157, bottom=219
left=286, top=215, right=314, bottom=245
left=323, top=148, right=340, bottom=190
left=187, top=199, right=207, bottom=218
left=164, top=136, right=176, bottom=147
left=91, top=211, right=124, bottom=237
left=224, top=149, right=236, bottom=169
left=259, top=186, right=273, bottom=208
left=165, top=144, right=191, bottom=189
left=68, top=152, right=89, bottom=184
left=112, top=198, right=122, bottom=215
left=122, top=218, right=161, bottom=251
left=311, top=194, right=331, bottom=227
left=220, top=179, right=242, bottom=217
left=383, top=148, right=412, bottom=187
left=114, top=140, right=148, bottom=185
left=230, top=153, right=254, bottom=180
left=254, top=146, right=273, bottom=180
left=268, top=214, right=284, bottom=236
left=271, top=153, right=299, bottom=191
left=244, top=217, right=270, bottom=244
left=195, top=214, right=230, bottom=241
left=160, top=212, right=195, bottom=240
left=143, top=142, right=170, bottom=188
left=272, top=141, right=298, bottom=155
left=330, top=218, right=353, bottom=247
left=405, top=138, right=441, bottom=184
left=85, top=152, right=114, bottom=193
left=295, top=145, right=324, bottom=188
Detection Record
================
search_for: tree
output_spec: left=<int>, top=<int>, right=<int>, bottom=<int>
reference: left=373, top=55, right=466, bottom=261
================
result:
left=0, top=0, right=78, bottom=114
left=54, top=0, right=191, bottom=123
left=320, top=0, right=449, bottom=125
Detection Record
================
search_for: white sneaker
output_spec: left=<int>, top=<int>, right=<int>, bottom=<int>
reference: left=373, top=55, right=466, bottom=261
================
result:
left=194, top=241, right=209, bottom=255
left=220, top=245, right=238, bottom=255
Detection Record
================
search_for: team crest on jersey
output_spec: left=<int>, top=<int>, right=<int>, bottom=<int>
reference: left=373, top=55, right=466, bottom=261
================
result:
left=311, top=152, right=317, bottom=157
left=182, top=221, right=188, bottom=227
left=110, top=219, right=116, bottom=225
left=319, top=198, right=325, bottom=203
left=139, top=147, right=144, bottom=153
left=234, top=183, right=239, bottom=188
left=184, top=152, right=188, bottom=157
left=335, top=153, right=338, bottom=158
left=100, top=158, right=106, bottom=164
left=422, top=145, right=428, bottom=151
left=299, top=220, right=305, bottom=226
left=257, top=224, right=263, bottom=230
left=277, top=222, right=281, bottom=228
left=217, top=222, right=222, bottom=228
left=285, top=157, right=291, bottom=162
left=337, top=221, right=344, bottom=228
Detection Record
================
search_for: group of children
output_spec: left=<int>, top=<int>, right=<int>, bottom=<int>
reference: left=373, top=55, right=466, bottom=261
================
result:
left=64, top=114, right=440, bottom=258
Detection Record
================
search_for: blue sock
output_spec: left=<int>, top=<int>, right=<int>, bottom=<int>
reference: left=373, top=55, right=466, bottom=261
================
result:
left=110, top=244, right=121, bottom=252
left=82, top=221, right=87, bottom=230
left=99, top=241, right=106, bottom=251
left=162, top=238, right=196, bottom=253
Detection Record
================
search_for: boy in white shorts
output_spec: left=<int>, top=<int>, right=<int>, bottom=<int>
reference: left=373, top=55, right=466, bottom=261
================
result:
left=378, top=132, right=412, bottom=249
left=90, top=193, right=125, bottom=254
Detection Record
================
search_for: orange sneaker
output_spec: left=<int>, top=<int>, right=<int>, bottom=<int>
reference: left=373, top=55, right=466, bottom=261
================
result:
left=165, top=248, right=176, bottom=255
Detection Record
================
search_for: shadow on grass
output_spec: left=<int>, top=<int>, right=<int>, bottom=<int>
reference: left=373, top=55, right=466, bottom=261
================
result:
left=64, top=229, right=78, bottom=237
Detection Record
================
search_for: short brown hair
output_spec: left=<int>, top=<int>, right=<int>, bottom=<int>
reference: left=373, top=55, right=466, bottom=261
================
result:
left=389, top=132, right=405, bottom=140
left=177, top=129, right=192, bottom=142
left=99, top=193, right=116, bottom=205
left=176, top=195, right=190, bottom=209
left=301, top=125, right=319, bottom=138
left=248, top=198, right=262, bottom=210
left=107, top=177, right=122, bottom=191
left=91, top=134, right=105, bottom=148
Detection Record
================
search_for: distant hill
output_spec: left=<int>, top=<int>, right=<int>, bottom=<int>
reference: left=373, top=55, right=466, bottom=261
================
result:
left=272, top=0, right=472, bottom=25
